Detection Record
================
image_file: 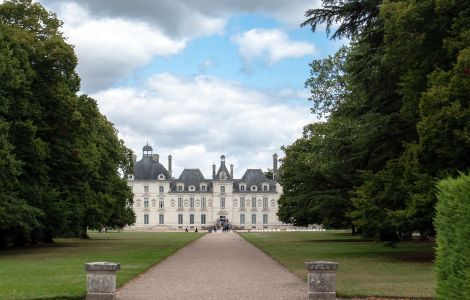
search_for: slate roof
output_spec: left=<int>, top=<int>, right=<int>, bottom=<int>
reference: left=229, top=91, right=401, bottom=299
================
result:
left=171, top=169, right=212, bottom=192
left=133, top=156, right=170, bottom=180
left=234, top=169, right=276, bottom=192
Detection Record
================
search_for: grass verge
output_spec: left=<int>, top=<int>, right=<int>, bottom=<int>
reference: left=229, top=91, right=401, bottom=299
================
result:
left=240, top=230, right=435, bottom=299
left=0, top=231, right=203, bottom=300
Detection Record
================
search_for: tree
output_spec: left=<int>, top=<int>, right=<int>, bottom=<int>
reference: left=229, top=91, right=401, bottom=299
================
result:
left=0, top=0, right=134, bottom=245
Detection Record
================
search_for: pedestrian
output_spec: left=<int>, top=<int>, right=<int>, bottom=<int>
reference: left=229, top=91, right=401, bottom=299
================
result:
left=195, top=227, right=198, bottom=232
left=185, top=227, right=188, bottom=232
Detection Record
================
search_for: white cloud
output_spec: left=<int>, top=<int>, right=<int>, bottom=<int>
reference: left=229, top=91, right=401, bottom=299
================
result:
left=231, top=28, right=316, bottom=71
left=56, top=2, right=187, bottom=92
left=92, top=73, right=313, bottom=178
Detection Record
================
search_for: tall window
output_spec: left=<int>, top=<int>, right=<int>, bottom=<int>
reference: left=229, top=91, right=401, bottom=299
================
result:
left=251, top=214, right=256, bottom=224
left=263, top=185, right=269, bottom=191
left=263, top=214, right=268, bottom=225
left=144, top=198, right=149, bottom=208
left=178, top=214, right=183, bottom=224
left=240, top=197, right=245, bottom=209
left=201, top=214, right=206, bottom=224
left=178, top=185, right=183, bottom=192
left=263, top=197, right=268, bottom=209
left=201, top=197, right=206, bottom=208
left=159, top=199, right=164, bottom=208
left=159, top=186, right=164, bottom=193
left=220, top=186, right=225, bottom=193
left=251, top=197, right=256, bottom=208
left=144, top=186, right=149, bottom=193
left=178, top=197, right=183, bottom=209
left=201, top=185, right=206, bottom=192
left=240, top=214, right=245, bottom=224
left=190, top=214, right=194, bottom=224
left=159, top=214, right=164, bottom=224
left=220, top=197, right=225, bottom=208
left=190, top=197, right=194, bottom=209
left=144, top=214, right=149, bottom=224
left=240, top=185, right=245, bottom=192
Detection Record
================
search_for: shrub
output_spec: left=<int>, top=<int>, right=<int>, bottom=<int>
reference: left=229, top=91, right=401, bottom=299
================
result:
left=434, top=173, right=470, bottom=299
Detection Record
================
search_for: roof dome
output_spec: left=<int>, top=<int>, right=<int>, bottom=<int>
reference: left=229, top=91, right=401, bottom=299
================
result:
left=143, top=144, right=153, bottom=152
left=133, top=156, right=170, bottom=180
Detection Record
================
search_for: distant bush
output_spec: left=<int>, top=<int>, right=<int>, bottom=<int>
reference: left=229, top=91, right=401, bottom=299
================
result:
left=434, top=173, right=470, bottom=299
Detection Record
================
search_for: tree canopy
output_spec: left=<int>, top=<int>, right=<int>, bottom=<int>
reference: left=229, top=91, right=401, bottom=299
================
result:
left=279, top=0, right=470, bottom=243
left=0, top=0, right=134, bottom=246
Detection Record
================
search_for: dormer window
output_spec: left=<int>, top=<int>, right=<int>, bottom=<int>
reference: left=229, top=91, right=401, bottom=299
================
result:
left=239, top=184, right=246, bottom=192
left=220, top=171, right=227, bottom=180
left=177, top=184, right=184, bottom=192
left=189, top=185, right=196, bottom=191
left=262, top=183, right=269, bottom=192
left=158, top=174, right=165, bottom=180
left=250, top=185, right=257, bottom=192
left=128, top=174, right=134, bottom=180
left=200, top=184, right=207, bottom=192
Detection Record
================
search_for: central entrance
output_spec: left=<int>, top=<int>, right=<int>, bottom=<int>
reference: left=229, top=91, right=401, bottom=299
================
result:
left=217, top=216, right=230, bottom=230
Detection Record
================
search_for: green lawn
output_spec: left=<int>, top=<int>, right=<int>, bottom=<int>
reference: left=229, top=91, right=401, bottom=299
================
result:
left=0, top=232, right=203, bottom=300
left=241, top=230, right=435, bottom=299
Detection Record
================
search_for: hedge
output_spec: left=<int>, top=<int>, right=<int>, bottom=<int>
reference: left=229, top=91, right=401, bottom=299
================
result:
left=434, top=173, right=470, bottom=299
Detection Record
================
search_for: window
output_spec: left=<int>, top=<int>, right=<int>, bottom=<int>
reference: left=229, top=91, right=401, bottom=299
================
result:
left=177, top=185, right=183, bottom=192
left=240, top=214, right=245, bottom=224
left=251, top=197, right=256, bottom=208
left=144, top=198, right=149, bottom=208
left=201, top=197, right=206, bottom=208
left=158, top=174, right=165, bottom=180
left=263, top=197, right=268, bottom=209
left=201, top=185, right=206, bottom=192
left=240, top=197, right=245, bottom=209
left=178, top=214, right=183, bottom=224
left=220, top=197, right=225, bottom=208
left=251, top=185, right=257, bottom=191
left=189, top=185, right=195, bottom=191
left=159, top=199, right=164, bottom=208
left=252, top=214, right=256, bottom=224
left=220, top=186, right=225, bottom=193
left=178, top=197, right=183, bottom=209
left=201, top=214, right=206, bottom=224
left=240, top=185, right=245, bottom=192
left=263, top=185, right=269, bottom=191
left=190, top=214, right=194, bottom=224
left=159, top=186, right=164, bottom=193
left=190, top=197, right=194, bottom=209
left=144, top=186, right=149, bottom=193
left=159, top=214, right=164, bottom=224
left=263, top=214, right=268, bottom=225
left=144, top=214, right=149, bottom=224
left=220, top=171, right=226, bottom=180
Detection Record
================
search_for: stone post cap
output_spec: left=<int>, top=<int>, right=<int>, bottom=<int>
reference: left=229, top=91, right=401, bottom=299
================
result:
left=85, top=262, right=121, bottom=272
left=305, top=261, right=339, bottom=270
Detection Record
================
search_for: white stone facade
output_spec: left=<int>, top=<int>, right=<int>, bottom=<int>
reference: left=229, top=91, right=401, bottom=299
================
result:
left=127, top=145, right=283, bottom=230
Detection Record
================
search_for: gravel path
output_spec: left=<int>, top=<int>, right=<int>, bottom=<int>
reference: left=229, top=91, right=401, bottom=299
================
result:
left=116, top=231, right=306, bottom=299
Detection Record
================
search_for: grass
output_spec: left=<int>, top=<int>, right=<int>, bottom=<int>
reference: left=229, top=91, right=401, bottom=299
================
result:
left=240, top=230, right=435, bottom=299
left=0, top=231, right=203, bottom=300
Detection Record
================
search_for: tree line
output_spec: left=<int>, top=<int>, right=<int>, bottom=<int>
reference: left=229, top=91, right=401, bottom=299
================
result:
left=278, top=0, right=469, bottom=244
left=0, top=0, right=135, bottom=247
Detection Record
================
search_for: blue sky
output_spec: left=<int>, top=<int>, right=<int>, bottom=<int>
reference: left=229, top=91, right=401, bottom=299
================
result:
left=39, top=0, right=347, bottom=177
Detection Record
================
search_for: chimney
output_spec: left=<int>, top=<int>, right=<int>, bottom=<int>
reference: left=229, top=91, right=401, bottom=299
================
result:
left=152, top=154, right=159, bottom=163
left=273, top=153, right=278, bottom=180
left=212, top=164, right=216, bottom=179
left=168, top=155, right=172, bottom=178
left=230, top=164, right=234, bottom=179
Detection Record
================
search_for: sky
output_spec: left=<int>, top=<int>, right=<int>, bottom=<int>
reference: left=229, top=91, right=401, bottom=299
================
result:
left=35, top=0, right=346, bottom=178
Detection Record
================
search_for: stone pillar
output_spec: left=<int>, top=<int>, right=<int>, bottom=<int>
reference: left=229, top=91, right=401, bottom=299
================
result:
left=85, top=262, right=120, bottom=300
left=305, top=261, right=339, bottom=300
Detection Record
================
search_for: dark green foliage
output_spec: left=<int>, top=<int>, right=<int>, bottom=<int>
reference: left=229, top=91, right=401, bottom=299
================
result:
left=0, top=0, right=134, bottom=245
left=279, top=0, right=470, bottom=243
left=435, top=173, right=470, bottom=299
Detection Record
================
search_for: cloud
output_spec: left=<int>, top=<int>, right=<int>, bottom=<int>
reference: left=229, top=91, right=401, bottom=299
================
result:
left=231, top=28, right=316, bottom=71
left=53, top=2, right=187, bottom=92
left=92, top=73, right=313, bottom=178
